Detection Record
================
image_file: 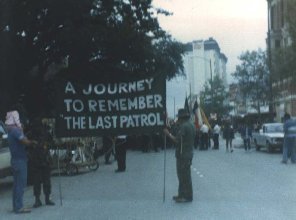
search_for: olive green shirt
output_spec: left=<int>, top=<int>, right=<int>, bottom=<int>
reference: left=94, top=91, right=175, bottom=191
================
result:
left=175, top=119, right=196, bottom=159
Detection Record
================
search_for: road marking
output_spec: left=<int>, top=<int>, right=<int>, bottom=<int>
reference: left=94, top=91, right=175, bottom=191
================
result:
left=191, top=166, right=204, bottom=178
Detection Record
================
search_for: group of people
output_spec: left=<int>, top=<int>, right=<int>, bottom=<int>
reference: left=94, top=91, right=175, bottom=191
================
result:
left=6, top=103, right=295, bottom=211
left=5, top=110, right=55, bottom=214
left=197, top=122, right=235, bottom=152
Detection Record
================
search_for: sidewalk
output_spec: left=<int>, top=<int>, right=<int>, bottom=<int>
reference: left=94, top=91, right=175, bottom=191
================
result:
left=0, top=149, right=192, bottom=220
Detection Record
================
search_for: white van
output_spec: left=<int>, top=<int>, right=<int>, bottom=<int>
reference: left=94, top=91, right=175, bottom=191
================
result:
left=0, top=121, right=11, bottom=178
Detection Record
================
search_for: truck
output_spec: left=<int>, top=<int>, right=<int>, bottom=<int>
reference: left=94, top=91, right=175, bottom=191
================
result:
left=252, top=123, right=284, bottom=153
left=0, top=121, right=11, bottom=178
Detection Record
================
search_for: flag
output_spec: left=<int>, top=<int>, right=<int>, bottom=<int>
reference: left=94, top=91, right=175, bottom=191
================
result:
left=164, top=109, right=170, bottom=128
left=200, top=107, right=211, bottom=130
left=192, top=100, right=202, bottom=129
left=184, top=96, right=190, bottom=114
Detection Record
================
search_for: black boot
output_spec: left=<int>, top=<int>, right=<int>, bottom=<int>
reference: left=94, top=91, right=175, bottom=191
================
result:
left=33, top=196, right=42, bottom=208
left=45, top=195, right=55, bottom=206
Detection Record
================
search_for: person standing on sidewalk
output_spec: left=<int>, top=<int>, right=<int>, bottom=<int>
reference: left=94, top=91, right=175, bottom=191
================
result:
left=281, top=113, right=296, bottom=164
left=27, top=119, right=55, bottom=208
left=200, top=122, right=209, bottom=150
left=223, top=123, right=234, bottom=152
left=5, top=110, right=37, bottom=214
left=164, top=108, right=196, bottom=203
left=103, top=136, right=114, bottom=165
left=213, top=123, right=221, bottom=150
left=241, top=124, right=252, bottom=151
left=114, top=135, right=127, bottom=172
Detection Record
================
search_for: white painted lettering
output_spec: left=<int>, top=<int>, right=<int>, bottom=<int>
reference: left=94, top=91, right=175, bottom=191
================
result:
left=73, top=99, right=84, bottom=112
left=64, top=99, right=73, bottom=112
left=94, top=84, right=105, bottom=95
left=65, top=82, right=76, bottom=94
left=145, top=78, right=154, bottom=90
left=88, top=100, right=97, bottom=112
left=82, top=84, right=92, bottom=95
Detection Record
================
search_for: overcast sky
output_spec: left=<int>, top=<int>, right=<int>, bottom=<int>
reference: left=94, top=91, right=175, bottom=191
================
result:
left=152, top=0, right=268, bottom=117
left=153, top=0, right=268, bottom=75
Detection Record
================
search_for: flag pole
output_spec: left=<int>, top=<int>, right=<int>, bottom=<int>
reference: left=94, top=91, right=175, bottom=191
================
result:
left=57, top=145, right=63, bottom=206
left=163, top=134, right=167, bottom=203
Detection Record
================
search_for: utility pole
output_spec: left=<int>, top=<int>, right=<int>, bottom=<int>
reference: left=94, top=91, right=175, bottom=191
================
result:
left=173, top=97, right=175, bottom=120
left=210, top=59, right=213, bottom=117
left=267, top=0, right=274, bottom=121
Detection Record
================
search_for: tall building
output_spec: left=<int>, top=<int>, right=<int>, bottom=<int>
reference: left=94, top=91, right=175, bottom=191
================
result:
left=183, top=38, right=228, bottom=97
left=267, top=0, right=296, bottom=119
left=268, top=0, right=291, bottom=49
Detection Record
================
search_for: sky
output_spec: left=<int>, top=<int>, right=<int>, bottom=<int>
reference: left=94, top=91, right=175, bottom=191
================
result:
left=152, top=0, right=268, bottom=117
left=153, top=0, right=268, bottom=75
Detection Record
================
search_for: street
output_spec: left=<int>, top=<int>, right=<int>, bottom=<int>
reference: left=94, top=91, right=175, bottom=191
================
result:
left=0, top=136, right=296, bottom=220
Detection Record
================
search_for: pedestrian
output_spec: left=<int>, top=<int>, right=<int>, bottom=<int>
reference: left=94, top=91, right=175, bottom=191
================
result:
left=241, top=124, right=252, bottom=151
left=213, top=123, right=221, bottom=150
left=103, top=136, right=114, bottom=165
left=200, top=122, right=209, bottom=150
left=5, top=110, right=37, bottom=214
left=27, top=118, right=55, bottom=208
left=164, top=108, right=196, bottom=203
left=194, top=130, right=200, bottom=149
left=114, top=135, right=127, bottom=172
left=223, top=123, right=234, bottom=152
left=281, top=113, right=296, bottom=164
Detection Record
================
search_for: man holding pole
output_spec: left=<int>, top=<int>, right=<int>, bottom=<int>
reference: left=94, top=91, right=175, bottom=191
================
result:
left=164, top=108, right=196, bottom=203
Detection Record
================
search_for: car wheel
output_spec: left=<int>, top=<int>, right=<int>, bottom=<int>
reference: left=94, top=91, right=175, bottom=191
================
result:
left=88, top=160, right=99, bottom=171
left=254, top=140, right=260, bottom=151
left=267, top=143, right=273, bottom=153
left=65, top=164, right=78, bottom=176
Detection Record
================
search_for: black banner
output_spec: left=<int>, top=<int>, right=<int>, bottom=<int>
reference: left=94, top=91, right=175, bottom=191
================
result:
left=55, top=74, right=166, bottom=137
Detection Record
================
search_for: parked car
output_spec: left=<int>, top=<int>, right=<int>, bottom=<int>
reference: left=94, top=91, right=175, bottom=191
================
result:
left=0, top=120, right=11, bottom=178
left=252, top=123, right=284, bottom=153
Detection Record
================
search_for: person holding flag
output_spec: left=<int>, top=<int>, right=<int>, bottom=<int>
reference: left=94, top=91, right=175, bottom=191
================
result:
left=164, top=108, right=196, bottom=203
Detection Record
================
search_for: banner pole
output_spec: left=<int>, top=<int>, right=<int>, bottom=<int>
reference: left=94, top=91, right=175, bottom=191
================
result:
left=163, top=134, right=167, bottom=203
left=57, top=145, right=63, bottom=206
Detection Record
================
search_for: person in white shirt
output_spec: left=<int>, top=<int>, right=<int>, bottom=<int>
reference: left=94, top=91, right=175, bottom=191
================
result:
left=200, top=123, right=209, bottom=150
left=213, top=124, right=221, bottom=149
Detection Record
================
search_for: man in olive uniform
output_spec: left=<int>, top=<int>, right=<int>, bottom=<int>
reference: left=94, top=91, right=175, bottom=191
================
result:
left=28, top=119, right=55, bottom=208
left=164, top=108, right=196, bottom=203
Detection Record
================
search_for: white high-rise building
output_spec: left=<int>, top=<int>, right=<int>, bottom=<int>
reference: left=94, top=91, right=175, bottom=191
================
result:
left=183, top=38, right=228, bottom=97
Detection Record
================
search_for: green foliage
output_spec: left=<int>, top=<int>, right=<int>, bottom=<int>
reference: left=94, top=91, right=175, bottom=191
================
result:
left=199, top=75, right=229, bottom=119
left=232, top=49, right=269, bottom=113
left=0, top=0, right=185, bottom=117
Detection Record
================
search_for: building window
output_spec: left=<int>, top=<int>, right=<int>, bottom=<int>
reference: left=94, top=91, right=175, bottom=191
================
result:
left=281, top=0, right=284, bottom=27
left=271, top=5, right=275, bottom=30
left=275, top=40, right=281, bottom=48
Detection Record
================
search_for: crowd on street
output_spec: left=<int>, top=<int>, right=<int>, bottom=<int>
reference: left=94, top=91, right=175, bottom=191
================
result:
left=2, top=103, right=296, bottom=215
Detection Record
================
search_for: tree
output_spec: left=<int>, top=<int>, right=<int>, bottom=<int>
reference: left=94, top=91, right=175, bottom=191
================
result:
left=232, top=49, right=269, bottom=117
left=199, top=74, right=229, bottom=120
left=0, top=0, right=185, bottom=118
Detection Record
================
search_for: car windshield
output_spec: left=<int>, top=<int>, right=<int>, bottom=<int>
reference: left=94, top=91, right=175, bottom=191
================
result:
left=266, top=124, right=283, bottom=133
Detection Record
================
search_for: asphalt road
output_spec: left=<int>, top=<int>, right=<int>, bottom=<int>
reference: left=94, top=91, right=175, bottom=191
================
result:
left=0, top=136, right=295, bottom=220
